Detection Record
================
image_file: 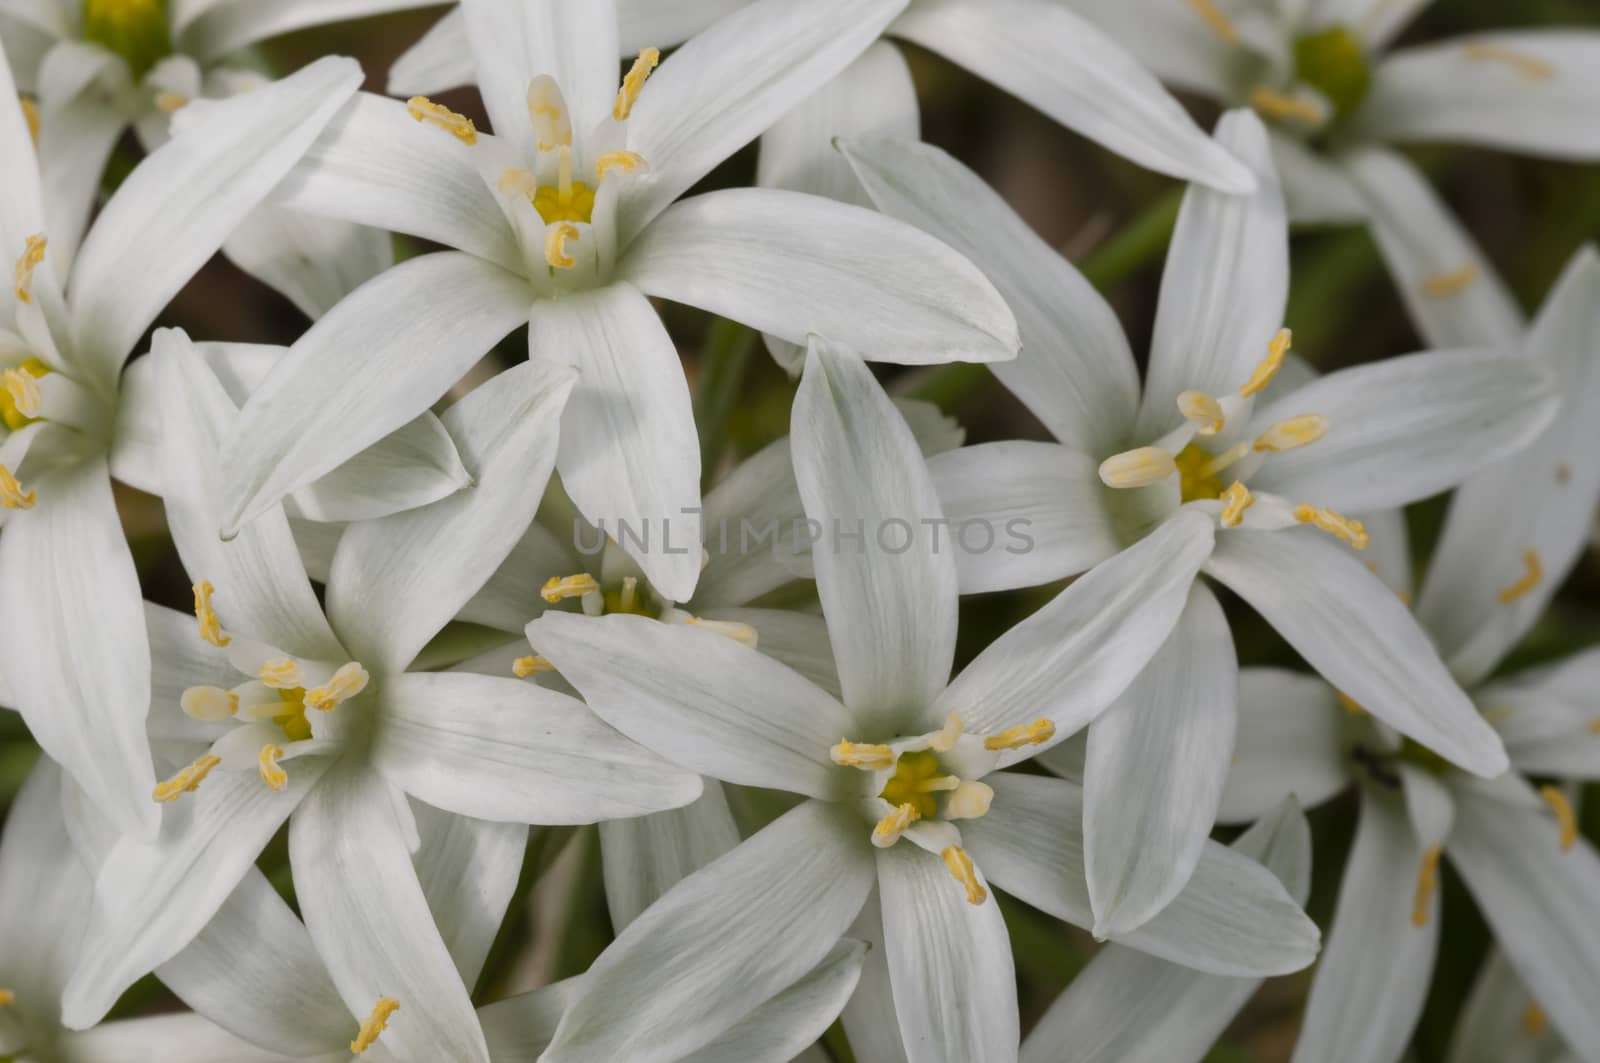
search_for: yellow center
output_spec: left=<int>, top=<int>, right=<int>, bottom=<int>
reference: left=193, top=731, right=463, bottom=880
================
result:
left=274, top=688, right=313, bottom=742
left=533, top=181, right=596, bottom=225
left=81, top=0, right=171, bottom=78
left=1175, top=443, right=1225, bottom=502
left=0, top=358, right=48, bottom=432
left=878, top=750, right=949, bottom=821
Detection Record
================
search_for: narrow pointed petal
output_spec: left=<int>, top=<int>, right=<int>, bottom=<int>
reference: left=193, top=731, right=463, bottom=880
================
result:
left=181, top=0, right=446, bottom=63
left=1477, top=648, right=1600, bottom=779
left=618, top=0, right=748, bottom=52
left=56, top=1011, right=325, bottom=1063
left=599, top=781, right=742, bottom=931
left=692, top=939, right=870, bottom=1063
left=0, top=42, right=44, bottom=257
left=1270, top=132, right=1368, bottom=224
left=1445, top=948, right=1565, bottom=1063
left=1219, top=668, right=1351, bottom=823
left=221, top=204, right=394, bottom=322
left=411, top=801, right=525, bottom=991
left=35, top=43, right=126, bottom=264
left=1054, top=0, right=1241, bottom=98
left=387, top=9, right=473, bottom=96
left=839, top=898, right=913, bottom=1063
left=696, top=607, right=841, bottom=699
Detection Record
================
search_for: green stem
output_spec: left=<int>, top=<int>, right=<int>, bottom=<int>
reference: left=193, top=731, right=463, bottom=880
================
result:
left=695, top=318, right=759, bottom=488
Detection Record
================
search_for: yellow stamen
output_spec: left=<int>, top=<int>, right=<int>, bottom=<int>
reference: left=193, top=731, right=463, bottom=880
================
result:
left=1522, top=1000, right=1547, bottom=1037
left=541, top=573, right=600, bottom=603
left=405, top=96, right=476, bottom=145
left=916, top=774, right=962, bottom=793
left=351, top=998, right=400, bottom=1055
left=258, top=658, right=304, bottom=690
left=1, top=369, right=41, bottom=422
left=1336, top=690, right=1366, bottom=715
left=686, top=616, right=759, bottom=648
left=0, top=465, right=36, bottom=510
left=20, top=96, right=39, bottom=143
left=498, top=168, right=538, bottom=200
left=596, top=150, right=647, bottom=181
left=1411, top=844, right=1441, bottom=926
left=1254, top=414, right=1329, bottom=453
left=192, top=580, right=231, bottom=647
left=1294, top=504, right=1369, bottom=549
left=527, top=76, right=573, bottom=150
left=544, top=222, right=580, bottom=270
left=1219, top=481, right=1254, bottom=528
left=153, top=754, right=222, bottom=803
left=871, top=802, right=918, bottom=848
left=614, top=47, right=660, bottom=120
left=941, top=845, right=987, bottom=905
left=927, top=713, right=964, bottom=753
left=513, top=655, right=554, bottom=678
left=14, top=233, right=46, bottom=304
left=180, top=685, right=239, bottom=721
left=155, top=91, right=188, bottom=114
left=1184, top=0, right=1239, bottom=46
left=1248, top=86, right=1326, bottom=128
left=0, top=357, right=46, bottom=431
left=947, top=780, right=995, bottom=820
left=1177, top=390, right=1225, bottom=435
left=258, top=744, right=288, bottom=792
left=1422, top=264, right=1478, bottom=298
left=1587, top=717, right=1600, bottom=735
left=304, top=662, right=369, bottom=712
left=1540, top=785, right=1578, bottom=851
left=983, top=719, right=1055, bottom=752
left=831, top=740, right=895, bottom=771
left=0, top=987, right=12, bottom=1006
left=1464, top=42, right=1555, bottom=81
left=1099, top=446, right=1177, bottom=489
left=1241, top=328, right=1293, bottom=398
left=1496, top=549, right=1543, bottom=604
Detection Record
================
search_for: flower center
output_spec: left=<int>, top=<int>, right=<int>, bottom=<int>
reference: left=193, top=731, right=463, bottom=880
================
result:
left=82, top=0, right=171, bottom=79
left=1292, top=25, right=1371, bottom=122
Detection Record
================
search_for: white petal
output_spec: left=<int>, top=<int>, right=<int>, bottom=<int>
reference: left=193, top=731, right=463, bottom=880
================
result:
left=327, top=362, right=574, bottom=671
left=67, top=57, right=362, bottom=385
left=932, top=509, right=1213, bottom=742
left=531, top=282, right=703, bottom=603
left=541, top=800, right=875, bottom=1063
left=891, top=0, right=1254, bottom=192
left=220, top=251, right=530, bottom=534
left=411, top=800, right=525, bottom=990
left=1084, top=583, right=1238, bottom=937
left=792, top=339, right=958, bottom=736
left=1054, top=0, right=1240, bottom=98
left=1356, top=32, right=1600, bottom=160
left=1309, top=0, right=1429, bottom=51
left=1445, top=948, right=1566, bottom=1063
left=56, top=1011, right=326, bottom=1063
left=876, top=840, right=1018, bottom=1063
left=34, top=43, right=126, bottom=264
left=0, top=458, right=158, bottom=839
left=0, top=35, right=44, bottom=262
left=1219, top=668, right=1351, bottom=823
left=527, top=612, right=855, bottom=799
left=1479, top=648, right=1600, bottom=779
left=1293, top=788, right=1437, bottom=1063
left=1271, top=133, right=1368, bottom=225
left=839, top=898, right=913, bottom=1063
left=453, top=519, right=576, bottom=633
left=1137, top=109, right=1287, bottom=441
left=386, top=9, right=472, bottom=96
left=292, top=763, right=490, bottom=1063
left=693, top=436, right=812, bottom=610
left=691, top=939, right=869, bottom=1063
left=459, top=0, right=617, bottom=159
left=62, top=761, right=328, bottom=1028
left=623, top=189, right=1019, bottom=366
left=619, top=0, right=906, bottom=231
left=1204, top=528, right=1508, bottom=777
left=1248, top=348, right=1558, bottom=513
left=599, top=780, right=742, bottom=931
left=371, top=671, right=702, bottom=823
left=221, top=204, right=394, bottom=322
left=274, top=92, right=522, bottom=271
left=696, top=607, right=841, bottom=699
left=840, top=137, right=1140, bottom=453
left=181, top=0, right=445, bottom=63
left=618, top=0, right=749, bottom=52
left=154, top=329, right=345, bottom=660
left=1341, top=148, right=1524, bottom=349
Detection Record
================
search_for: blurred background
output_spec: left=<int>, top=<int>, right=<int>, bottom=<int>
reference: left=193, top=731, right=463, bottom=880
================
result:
left=4, top=1, right=1599, bottom=1059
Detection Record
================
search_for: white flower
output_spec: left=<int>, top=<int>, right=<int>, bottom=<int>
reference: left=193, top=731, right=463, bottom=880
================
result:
left=840, top=116, right=1557, bottom=935
left=1219, top=245, right=1600, bottom=1060
left=0, top=51, right=362, bottom=841
left=221, top=0, right=1020, bottom=605
left=57, top=330, right=702, bottom=1063
left=522, top=338, right=1319, bottom=1063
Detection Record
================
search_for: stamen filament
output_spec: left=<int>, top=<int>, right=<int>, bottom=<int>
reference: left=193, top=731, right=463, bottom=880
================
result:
left=1199, top=441, right=1251, bottom=479
left=20, top=96, right=39, bottom=143
left=1248, top=86, right=1326, bottom=128
left=1539, top=785, right=1578, bottom=851
left=614, top=48, right=660, bottom=120
left=916, top=775, right=962, bottom=793
left=1294, top=504, right=1369, bottom=549
left=542, top=573, right=600, bottom=603
left=941, top=845, right=988, bottom=905
left=513, top=655, right=554, bottom=678
left=1184, top=0, right=1239, bottom=45
left=1241, top=328, right=1293, bottom=397
left=984, top=719, right=1055, bottom=751
left=1422, top=264, right=1478, bottom=298
left=1411, top=843, right=1441, bottom=926
left=1496, top=549, right=1543, bottom=604
left=14, top=234, right=46, bottom=304
left=557, top=145, right=574, bottom=205
left=1099, top=446, right=1177, bottom=489
left=351, top=998, right=400, bottom=1055
left=192, top=580, right=231, bottom=647
left=545, top=223, right=580, bottom=270
left=871, top=802, right=918, bottom=848
left=831, top=740, right=895, bottom=771
left=1219, top=481, right=1254, bottom=528
left=304, top=662, right=369, bottom=712
left=1254, top=414, right=1329, bottom=453
left=405, top=97, right=477, bottom=145
left=1177, top=390, right=1225, bottom=435
left=1463, top=42, right=1555, bottom=81
left=180, top=685, right=240, bottom=721
left=927, top=713, right=963, bottom=753
left=153, top=754, right=222, bottom=803
left=0, top=465, right=36, bottom=510
left=258, top=744, right=288, bottom=792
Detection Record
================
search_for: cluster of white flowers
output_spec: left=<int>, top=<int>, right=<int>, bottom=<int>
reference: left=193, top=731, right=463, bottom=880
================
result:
left=0, top=0, right=1596, bottom=1060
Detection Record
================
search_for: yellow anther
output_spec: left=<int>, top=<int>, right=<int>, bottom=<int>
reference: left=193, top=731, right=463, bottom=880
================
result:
left=927, top=714, right=964, bottom=753
left=941, top=845, right=987, bottom=905
left=596, top=150, right=647, bottom=180
left=1294, top=504, right=1369, bottom=550
left=1496, top=549, right=1543, bottom=604
left=14, top=234, right=46, bottom=304
left=304, top=662, right=369, bottom=712
left=1335, top=690, right=1366, bottom=715
left=1522, top=1001, right=1548, bottom=1037
left=513, top=655, right=554, bottom=678
left=527, top=76, right=573, bottom=150
left=1410, top=844, right=1441, bottom=927
left=0, top=988, right=12, bottom=1006
left=258, top=744, right=288, bottom=792
left=192, top=580, right=231, bottom=647
left=2, top=357, right=47, bottom=432
left=0, top=465, right=36, bottom=510
left=153, top=754, right=222, bottom=803
left=614, top=47, right=660, bottom=120
left=541, top=573, right=600, bottom=603
left=1177, top=390, right=1225, bottom=435
left=946, top=780, right=995, bottom=820
left=544, top=222, right=580, bottom=270
left=1540, top=785, right=1578, bottom=851
left=1, top=368, right=41, bottom=421
left=258, top=658, right=304, bottom=690
left=983, top=719, right=1055, bottom=752
left=1463, top=42, right=1555, bottom=81
left=831, top=740, right=895, bottom=771
left=1248, top=86, right=1326, bottom=128
left=1422, top=264, right=1479, bottom=298
left=1184, top=0, right=1239, bottom=45
left=20, top=96, right=39, bottom=143
left=1099, top=446, right=1177, bottom=489
left=871, top=802, right=919, bottom=848
left=351, top=998, right=400, bottom=1055
left=1254, top=414, right=1329, bottom=453
left=1587, top=717, right=1600, bottom=735
left=1219, top=481, right=1254, bottom=528
left=1241, top=328, right=1293, bottom=398
left=155, top=91, right=188, bottom=114
left=498, top=168, right=538, bottom=200
left=686, top=617, right=759, bottom=648
left=406, top=96, right=476, bottom=145
left=180, top=685, right=239, bottom=721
